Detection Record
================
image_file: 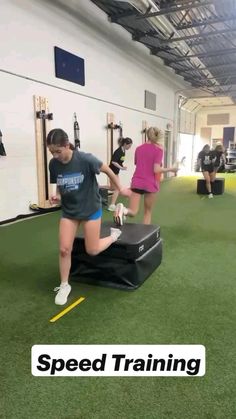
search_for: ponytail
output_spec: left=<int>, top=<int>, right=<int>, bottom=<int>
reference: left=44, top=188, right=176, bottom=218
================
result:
left=119, top=137, right=133, bottom=147
left=147, top=127, right=163, bottom=144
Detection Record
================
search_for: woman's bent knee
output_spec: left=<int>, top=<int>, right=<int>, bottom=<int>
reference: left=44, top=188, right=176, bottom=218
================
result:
left=86, top=246, right=100, bottom=256
left=60, top=247, right=71, bottom=258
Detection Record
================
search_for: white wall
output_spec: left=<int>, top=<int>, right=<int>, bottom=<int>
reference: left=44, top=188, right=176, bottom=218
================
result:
left=196, top=105, right=236, bottom=139
left=0, top=0, right=186, bottom=222
left=179, top=109, right=196, bottom=135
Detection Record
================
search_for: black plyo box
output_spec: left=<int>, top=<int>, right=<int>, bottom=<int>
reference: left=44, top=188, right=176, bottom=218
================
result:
left=73, top=221, right=161, bottom=260
left=70, top=222, right=162, bottom=290
left=197, top=178, right=225, bottom=195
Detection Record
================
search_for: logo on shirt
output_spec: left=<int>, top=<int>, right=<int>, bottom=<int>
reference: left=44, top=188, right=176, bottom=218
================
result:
left=203, top=156, right=211, bottom=165
left=57, top=172, right=84, bottom=192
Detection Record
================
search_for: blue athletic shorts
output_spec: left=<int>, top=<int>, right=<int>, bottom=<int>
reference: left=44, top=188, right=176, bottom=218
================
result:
left=87, top=207, right=102, bottom=220
left=62, top=207, right=102, bottom=221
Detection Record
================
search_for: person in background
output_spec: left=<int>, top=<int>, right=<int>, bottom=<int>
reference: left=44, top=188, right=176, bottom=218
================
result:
left=214, top=143, right=226, bottom=173
left=47, top=128, right=130, bottom=305
left=108, top=137, right=133, bottom=211
left=114, top=127, right=178, bottom=225
left=196, top=144, right=216, bottom=198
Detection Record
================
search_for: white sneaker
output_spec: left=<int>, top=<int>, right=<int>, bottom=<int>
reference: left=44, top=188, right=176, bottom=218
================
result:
left=208, top=193, right=213, bottom=199
left=113, top=203, right=127, bottom=226
left=54, top=283, right=71, bottom=305
left=110, top=227, right=122, bottom=242
left=108, top=204, right=116, bottom=211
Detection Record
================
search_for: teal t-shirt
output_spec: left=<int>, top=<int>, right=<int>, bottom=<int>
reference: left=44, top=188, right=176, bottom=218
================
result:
left=49, top=150, right=102, bottom=220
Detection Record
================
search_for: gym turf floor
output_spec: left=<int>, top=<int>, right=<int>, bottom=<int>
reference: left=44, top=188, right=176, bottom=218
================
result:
left=1, top=174, right=236, bottom=419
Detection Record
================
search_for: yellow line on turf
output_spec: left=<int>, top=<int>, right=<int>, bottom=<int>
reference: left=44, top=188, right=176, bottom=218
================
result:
left=49, top=297, right=85, bottom=323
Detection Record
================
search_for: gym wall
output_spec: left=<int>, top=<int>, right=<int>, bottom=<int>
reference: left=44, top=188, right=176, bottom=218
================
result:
left=194, top=106, right=236, bottom=160
left=196, top=106, right=236, bottom=141
left=0, top=0, right=186, bottom=222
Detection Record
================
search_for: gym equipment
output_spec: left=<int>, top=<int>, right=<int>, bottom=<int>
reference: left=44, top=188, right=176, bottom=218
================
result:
left=197, top=178, right=225, bottom=195
left=116, top=121, right=123, bottom=145
left=49, top=297, right=85, bottom=323
left=106, top=112, right=122, bottom=187
left=0, top=130, right=6, bottom=156
left=34, top=96, right=53, bottom=207
left=225, top=144, right=236, bottom=172
left=36, top=109, right=53, bottom=201
left=107, top=117, right=123, bottom=157
left=29, top=203, right=61, bottom=213
left=107, top=121, right=115, bottom=158
left=70, top=221, right=162, bottom=290
left=106, top=112, right=115, bottom=174
left=74, top=112, right=80, bottom=148
left=98, top=186, right=113, bottom=207
left=142, top=121, right=148, bottom=143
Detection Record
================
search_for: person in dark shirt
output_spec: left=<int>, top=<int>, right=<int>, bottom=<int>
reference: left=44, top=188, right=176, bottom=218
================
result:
left=197, top=144, right=217, bottom=198
left=108, top=137, right=133, bottom=211
left=214, top=143, right=226, bottom=173
left=46, top=128, right=130, bottom=305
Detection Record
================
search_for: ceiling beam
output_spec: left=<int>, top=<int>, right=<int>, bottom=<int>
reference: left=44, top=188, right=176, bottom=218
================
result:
left=163, top=61, right=211, bottom=79
left=201, top=60, right=236, bottom=70
left=93, top=0, right=236, bottom=92
left=211, top=81, right=236, bottom=88
left=177, top=71, right=236, bottom=82
left=137, top=1, right=213, bottom=19
left=132, top=29, right=162, bottom=42
left=174, top=71, right=218, bottom=86
left=166, top=47, right=236, bottom=62
left=108, top=0, right=213, bottom=22
left=184, top=78, right=236, bottom=89
left=109, top=9, right=139, bottom=23
left=213, top=88, right=236, bottom=95
left=174, top=59, right=236, bottom=74
left=159, top=27, right=236, bottom=44
left=160, top=0, right=205, bottom=5
left=150, top=46, right=181, bottom=59
left=176, top=15, right=236, bottom=30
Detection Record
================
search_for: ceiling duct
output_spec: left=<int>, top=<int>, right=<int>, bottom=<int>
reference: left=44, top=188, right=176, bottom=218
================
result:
left=113, top=0, right=216, bottom=83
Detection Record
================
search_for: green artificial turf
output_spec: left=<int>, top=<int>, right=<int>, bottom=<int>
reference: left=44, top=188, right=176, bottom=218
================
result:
left=1, top=174, right=236, bottom=419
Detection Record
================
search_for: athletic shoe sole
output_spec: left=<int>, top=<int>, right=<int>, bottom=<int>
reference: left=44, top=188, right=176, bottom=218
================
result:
left=113, top=203, right=124, bottom=226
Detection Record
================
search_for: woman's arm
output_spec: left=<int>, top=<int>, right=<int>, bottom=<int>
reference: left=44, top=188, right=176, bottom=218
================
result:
left=153, top=147, right=178, bottom=174
left=154, top=163, right=178, bottom=174
left=111, top=161, right=126, bottom=170
left=49, top=185, right=61, bottom=205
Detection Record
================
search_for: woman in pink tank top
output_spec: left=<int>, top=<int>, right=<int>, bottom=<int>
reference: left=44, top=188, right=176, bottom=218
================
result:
left=114, top=127, right=178, bottom=225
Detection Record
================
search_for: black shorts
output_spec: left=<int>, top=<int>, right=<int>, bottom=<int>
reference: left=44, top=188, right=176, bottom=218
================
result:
left=131, top=188, right=150, bottom=195
left=201, top=167, right=214, bottom=174
left=109, top=165, right=120, bottom=175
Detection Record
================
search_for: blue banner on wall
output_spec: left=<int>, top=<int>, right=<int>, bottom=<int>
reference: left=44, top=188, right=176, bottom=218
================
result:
left=54, top=46, right=85, bottom=86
